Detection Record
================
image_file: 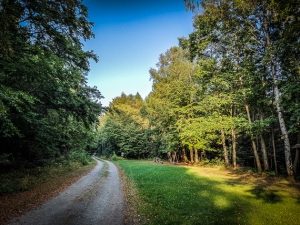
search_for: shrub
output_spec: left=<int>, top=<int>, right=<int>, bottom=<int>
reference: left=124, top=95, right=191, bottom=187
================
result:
left=69, top=151, right=89, bottom=165
left=111, top=152, right=117, bottom=161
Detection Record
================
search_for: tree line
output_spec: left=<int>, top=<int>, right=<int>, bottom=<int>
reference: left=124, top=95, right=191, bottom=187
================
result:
left=99, top=0, right=300, bottom=177
left=0, top=0, right=102, bottom=169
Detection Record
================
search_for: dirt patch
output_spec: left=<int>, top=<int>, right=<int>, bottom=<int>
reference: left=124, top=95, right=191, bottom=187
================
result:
left=0, top=164, right=96, bottom=225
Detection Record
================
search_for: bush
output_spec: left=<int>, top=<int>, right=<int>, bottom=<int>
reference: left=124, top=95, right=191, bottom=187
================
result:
left=111, top=152, right=117, bottom=161
left=210, top=157, right=223, bottom=165
left=69, top=151, right=90, bottom=165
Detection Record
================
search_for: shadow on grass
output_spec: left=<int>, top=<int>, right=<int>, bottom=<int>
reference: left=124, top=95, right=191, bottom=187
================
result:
left=116, top=161, right=300, bottom=225
left=118, top=162, right=246, bottom=224
left=246, top=186, right=282, bottom=203
left=296, top=196, right=300, bottom=204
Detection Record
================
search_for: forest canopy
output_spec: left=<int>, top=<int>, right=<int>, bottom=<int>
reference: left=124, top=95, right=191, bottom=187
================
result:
left=0, top=0, right=102, bottom=167
left=99, top=0, right=300, bottom=177
left=1, top=0, right=300, bottom=177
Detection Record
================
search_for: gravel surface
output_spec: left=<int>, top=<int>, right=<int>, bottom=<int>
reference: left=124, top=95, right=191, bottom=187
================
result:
left=8, top=158, right=125, bottom=225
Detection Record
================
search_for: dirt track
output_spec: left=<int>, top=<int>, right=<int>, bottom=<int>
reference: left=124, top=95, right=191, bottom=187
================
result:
left=8, top=158, right=125, bottom=225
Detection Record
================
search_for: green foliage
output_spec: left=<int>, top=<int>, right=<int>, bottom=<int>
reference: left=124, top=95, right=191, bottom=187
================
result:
left=69, top=151, right=90, bottom=166
left=0, top=157, right=95, bottom=195
left=181, top=0, right=300, bottom=174
left=111, top=152, right=117, bottom=161
left=0, top=0, right=102, bottom=168
left=98, top=93, right=150, bottom=159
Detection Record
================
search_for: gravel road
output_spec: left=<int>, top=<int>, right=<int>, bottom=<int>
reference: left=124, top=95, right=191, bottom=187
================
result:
left=8, top=158, right=125, bottom=225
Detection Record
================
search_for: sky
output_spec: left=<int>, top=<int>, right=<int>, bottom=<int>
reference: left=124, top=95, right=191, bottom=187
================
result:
left=82, top=0, right=194, bottom=107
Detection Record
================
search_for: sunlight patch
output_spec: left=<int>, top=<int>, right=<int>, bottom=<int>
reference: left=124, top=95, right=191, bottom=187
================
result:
left=199, top=190, right=210, bottom=197
left=214, top=196, right=230, bottom=209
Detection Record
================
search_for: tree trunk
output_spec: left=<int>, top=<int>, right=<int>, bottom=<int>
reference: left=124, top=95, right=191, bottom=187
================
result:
left=260, top=113, right=269, bottom=171
left=194, top=147, right=199, bottom=163
left=274, top=86, right=293, bottom=176
left=294, top=149, right=299, bottom=177
left=231, top=129, right=237, bottom=170
left=189, top=147, right=194, bottom=163
left=167, top=151, right=172, bottom=163
left=221, top=129, right=229, bottom=167
left=293, top=134, right=300, bottom=176
left=230, top=105, right=237, bottom=170
left=274, top=83, right=293, bottom=176
left=260, top=133, right=269, bottom=171
left=271, top=129, right=278, bottom=176
left=263, top=5, right=293, bottom=176
left=182, top=147, right=188, bottom=162
left=172, top=151, right=177, bottom=164
left=245, top=104, right=262, bottom=173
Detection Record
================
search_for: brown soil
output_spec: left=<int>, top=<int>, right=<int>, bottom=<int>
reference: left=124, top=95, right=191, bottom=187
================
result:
left=0, top=164, right=96, bottom=225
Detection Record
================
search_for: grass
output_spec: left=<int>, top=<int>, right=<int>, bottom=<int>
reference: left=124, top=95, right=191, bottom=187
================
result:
left=115, top=160, right=300, bottom=225
left=0, top=159, right=96, bottom=225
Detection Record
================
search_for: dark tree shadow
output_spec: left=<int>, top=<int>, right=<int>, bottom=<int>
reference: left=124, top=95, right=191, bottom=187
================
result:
left=296, top=196, right=300, bottom=204
left=247, top=186, right=282, bottom=203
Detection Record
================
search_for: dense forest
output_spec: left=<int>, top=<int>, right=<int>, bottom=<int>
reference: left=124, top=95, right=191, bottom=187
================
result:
left=1, top=0, right=300, bottom=178
left=99, top=0, right=300, bottom=177
left=0, top=0, right=102, bottom=169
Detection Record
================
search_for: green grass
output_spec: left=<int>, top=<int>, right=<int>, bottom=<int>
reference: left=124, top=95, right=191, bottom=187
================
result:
left=115, top=160, right=300, bottom=225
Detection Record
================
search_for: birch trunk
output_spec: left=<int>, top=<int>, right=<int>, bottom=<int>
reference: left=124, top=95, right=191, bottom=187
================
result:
left=263, top=4, right=293, bottom=176
left=274, top=81, right=293, bottom=176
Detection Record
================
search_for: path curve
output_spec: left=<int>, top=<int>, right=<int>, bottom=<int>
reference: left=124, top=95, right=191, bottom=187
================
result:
left=8, top=158, right=125, bottom=225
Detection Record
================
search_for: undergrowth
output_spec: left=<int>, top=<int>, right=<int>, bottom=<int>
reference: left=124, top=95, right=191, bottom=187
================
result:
left=0, top=155, right=94, bottom=195
left=0, top=158, right=96, bottom=225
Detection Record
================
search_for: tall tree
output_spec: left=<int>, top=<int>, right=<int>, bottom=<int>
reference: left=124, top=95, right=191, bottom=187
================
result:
left=0, top=0, right=102, bottom=167
left=185, top=0, right=300, bottom=175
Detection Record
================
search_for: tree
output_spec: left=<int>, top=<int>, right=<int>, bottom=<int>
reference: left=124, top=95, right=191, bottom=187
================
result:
left=99, top=93, right=149, bottom=158
left=0, top=0, right=102, bottom=167
left=146, top=46, right=199, bottom=161
left=185, top=0, right=300, bottom=175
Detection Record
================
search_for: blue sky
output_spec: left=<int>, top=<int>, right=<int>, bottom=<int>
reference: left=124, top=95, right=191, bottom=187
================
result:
left=83, top=0, right=194, bottom=107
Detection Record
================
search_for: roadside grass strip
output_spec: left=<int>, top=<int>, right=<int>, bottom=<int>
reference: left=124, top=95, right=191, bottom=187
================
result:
left=0, top=160, right=96, bottom=225
left=115, top=160, right=300, bottom=225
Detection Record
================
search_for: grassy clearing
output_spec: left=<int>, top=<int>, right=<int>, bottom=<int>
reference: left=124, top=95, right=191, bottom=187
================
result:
left=0, top=159, right=96, bottom=225
left=115, top=160, right=300, bottom=225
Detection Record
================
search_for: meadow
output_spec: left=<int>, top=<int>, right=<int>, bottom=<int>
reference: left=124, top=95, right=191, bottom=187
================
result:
left=115, top=160, right=300, bottom=225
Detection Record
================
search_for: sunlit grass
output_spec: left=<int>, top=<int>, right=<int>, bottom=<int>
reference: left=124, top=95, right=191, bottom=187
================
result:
left=115, top=160, right=300, bottom=225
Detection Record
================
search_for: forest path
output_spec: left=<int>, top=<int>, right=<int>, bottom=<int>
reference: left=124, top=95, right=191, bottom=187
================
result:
left=8, top=158, right=125, bottom=225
